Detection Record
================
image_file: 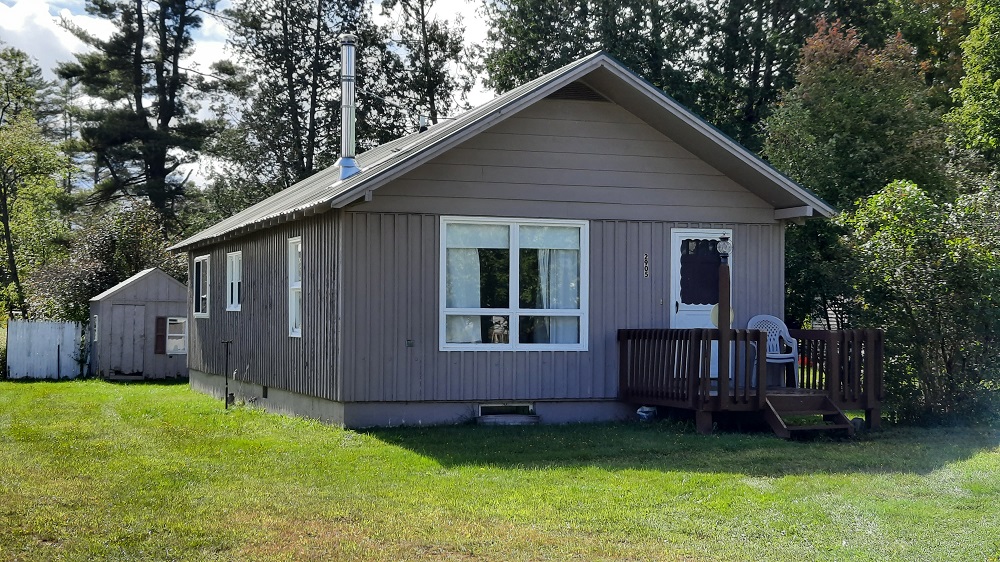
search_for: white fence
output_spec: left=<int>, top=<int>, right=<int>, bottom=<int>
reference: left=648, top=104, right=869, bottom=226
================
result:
left=6, top=320, right=85, bottom=379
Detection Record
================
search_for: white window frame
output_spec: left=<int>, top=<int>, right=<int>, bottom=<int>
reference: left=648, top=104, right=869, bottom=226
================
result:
left=193, top=255, right=210, bottom=318
left=226, top=251, right=242, bottom=312
left=288, top=237, right=302, bottom=337
left=92, top=315, right=99, bottom=342
left=166, top=317, right=188, bottom=355
left=439, top=216, right=589, bottom=351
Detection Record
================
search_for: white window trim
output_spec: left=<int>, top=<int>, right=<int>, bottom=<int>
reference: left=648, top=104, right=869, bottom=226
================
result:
left=226, top=251, right=242, bottom=312
left=92, top=315, right=98, bottom=342
left=288, top=237, right=302, bottom=338
left=193, top=255, right=210, bottom=318
left=166, top=317, right=188, bottom=355
left=439, top=216, right=589, bottom=351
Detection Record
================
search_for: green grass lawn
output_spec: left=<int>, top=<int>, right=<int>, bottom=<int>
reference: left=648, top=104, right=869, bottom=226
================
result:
left=1, top=380, right=998, bottom=561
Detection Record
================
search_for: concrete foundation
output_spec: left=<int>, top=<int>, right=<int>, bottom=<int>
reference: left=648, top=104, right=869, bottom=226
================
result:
left=189, top=370, right=635, bottom=428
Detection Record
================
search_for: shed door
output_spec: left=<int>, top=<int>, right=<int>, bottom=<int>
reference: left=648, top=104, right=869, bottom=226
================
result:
left=110, top=304, right=145, bottom=375
left=669, top=228, right=732, bottom=329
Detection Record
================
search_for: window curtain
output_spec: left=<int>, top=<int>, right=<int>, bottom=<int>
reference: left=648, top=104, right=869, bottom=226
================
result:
left=539, top=249, right=579, bottom=343
left=445, top=223, right=509, bottom=343
left=446, top=248, right=482, bottom=343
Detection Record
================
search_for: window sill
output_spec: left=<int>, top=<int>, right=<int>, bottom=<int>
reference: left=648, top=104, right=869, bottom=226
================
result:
left=440, top=344, right=588, bottom=352
left=193, top=313, right=209, bottom=319
left=226, top=306, right=241, bottom=312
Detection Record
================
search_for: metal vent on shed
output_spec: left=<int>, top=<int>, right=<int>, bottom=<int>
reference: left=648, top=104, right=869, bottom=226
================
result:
left=546, top=81, right=609, bottom=102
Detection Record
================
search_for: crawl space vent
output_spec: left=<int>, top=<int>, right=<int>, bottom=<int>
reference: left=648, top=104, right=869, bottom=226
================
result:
left=546, top=81, right=608, bottom=102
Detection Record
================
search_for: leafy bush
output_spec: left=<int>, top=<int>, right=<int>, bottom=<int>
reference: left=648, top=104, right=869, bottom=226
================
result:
left=842, top=181, right=1000, bottom=423
left=26, top=200, right=185, bottom=322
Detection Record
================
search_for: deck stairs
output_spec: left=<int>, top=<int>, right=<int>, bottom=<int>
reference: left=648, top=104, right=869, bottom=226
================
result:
left=762, top=393, right=855, bottom=439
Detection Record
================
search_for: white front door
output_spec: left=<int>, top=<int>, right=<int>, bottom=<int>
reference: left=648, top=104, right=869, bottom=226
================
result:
left=670, top=228, right=733, bottom=380
left=669, top=228, right=733, bottom=329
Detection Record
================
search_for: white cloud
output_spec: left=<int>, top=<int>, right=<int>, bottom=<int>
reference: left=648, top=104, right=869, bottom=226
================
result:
left=0, top=0, right=231, bottom=78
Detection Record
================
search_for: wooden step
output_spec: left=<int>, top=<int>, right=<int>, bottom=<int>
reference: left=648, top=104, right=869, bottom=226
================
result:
left=777, top=409, right=840, bottom=416
left=787, top=423, right=851, bottom=432
left=766, top=394, right=829, bottom=411
left=762, top=395, right=855, bottom=439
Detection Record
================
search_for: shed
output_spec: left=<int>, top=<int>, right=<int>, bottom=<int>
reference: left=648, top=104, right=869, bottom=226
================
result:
left=170, top=50, right=845, bottom=428
left=89, top=268, right=189, bottom=379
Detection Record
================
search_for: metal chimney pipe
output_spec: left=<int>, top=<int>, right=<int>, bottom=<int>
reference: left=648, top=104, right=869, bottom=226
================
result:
left=335, top=33, right=361, bottom=180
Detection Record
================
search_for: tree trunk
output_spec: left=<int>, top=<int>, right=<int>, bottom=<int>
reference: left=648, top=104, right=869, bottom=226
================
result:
left=0, top=187, right=26, bottom=318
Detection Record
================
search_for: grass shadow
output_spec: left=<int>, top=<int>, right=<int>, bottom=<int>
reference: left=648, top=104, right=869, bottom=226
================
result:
left=365, top=420, right=999, bottom=477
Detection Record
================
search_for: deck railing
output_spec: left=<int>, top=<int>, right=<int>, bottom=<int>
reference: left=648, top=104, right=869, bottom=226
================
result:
left=618, top=328, right=767, bottom=411
left=618, top=327, right=884, bottom=413
left=790, top=329, right=884, bottom=410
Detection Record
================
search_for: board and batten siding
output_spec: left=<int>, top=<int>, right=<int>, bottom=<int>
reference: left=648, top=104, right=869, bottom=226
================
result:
left=187, top=212, right=342, bottom=400
left=339, top=97, right=784, bottom=403
left=189, top=96, right=786, bottom=406
left=340, top=214, right=783, bottom=403
left=355, top=99, right=776, bottom=223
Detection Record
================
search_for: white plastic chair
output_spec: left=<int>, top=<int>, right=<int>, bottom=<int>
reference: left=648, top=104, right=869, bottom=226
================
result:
left=747, top=314, right=799, bottom=387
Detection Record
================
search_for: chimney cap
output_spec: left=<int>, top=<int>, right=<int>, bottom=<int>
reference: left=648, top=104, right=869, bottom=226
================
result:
left=339, top=33, right=358, bottom=44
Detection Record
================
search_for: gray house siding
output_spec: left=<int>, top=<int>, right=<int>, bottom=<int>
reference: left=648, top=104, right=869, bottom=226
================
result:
left=339, top=214, right=783, bottom=403
left=89, top=269, right=188, bottom=379
left=187, top=214, right=342, bottom=401
left=355, top=100, right=776, bottom=223
left=188, top=96, right=785, bottom=416
left=334, top=98, right=784, bottom=403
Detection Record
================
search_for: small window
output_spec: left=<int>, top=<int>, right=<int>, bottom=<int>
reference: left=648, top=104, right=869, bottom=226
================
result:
left=166, top=317, right=187, bottom=354
left=288, top=237, right=302, bottom=337
left=226, top=251, right=242, bottom=311
left=92, top=315, right=98, bottom=342
left=156, top=316, right=188, bottom=355
left=193, top=255, right=210, bottom=317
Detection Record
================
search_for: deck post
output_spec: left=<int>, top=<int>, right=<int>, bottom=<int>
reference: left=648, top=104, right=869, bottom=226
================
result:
left=618, top=330, right=629, bottom=401
left=696, top=410, right=713, bottom=435
left=687, top=330, right=701, bottom=408
left=717, top=236, right=732, bottom=406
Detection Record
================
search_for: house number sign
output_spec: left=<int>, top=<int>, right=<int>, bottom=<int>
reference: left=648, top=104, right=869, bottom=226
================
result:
left=643, top=253, right=649, bottom=278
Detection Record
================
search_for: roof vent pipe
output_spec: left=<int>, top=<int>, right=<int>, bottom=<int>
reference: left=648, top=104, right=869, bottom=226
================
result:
left=335, top=33, right=361, bottom=180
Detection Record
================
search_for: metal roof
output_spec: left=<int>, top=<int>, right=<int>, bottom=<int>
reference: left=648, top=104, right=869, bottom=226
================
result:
left=171, top=52, right=833, bottom=252
left=89, top=267, right=186, bottom=302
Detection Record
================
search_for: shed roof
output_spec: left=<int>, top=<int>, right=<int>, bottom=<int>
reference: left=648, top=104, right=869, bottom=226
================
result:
left=89, top=268, right=187, bottom=302
left=171, top=52, right=833, bottom=252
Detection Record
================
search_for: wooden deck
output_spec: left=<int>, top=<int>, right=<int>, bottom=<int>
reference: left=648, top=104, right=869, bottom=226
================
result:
left=618, top=328, right=884, bottom=437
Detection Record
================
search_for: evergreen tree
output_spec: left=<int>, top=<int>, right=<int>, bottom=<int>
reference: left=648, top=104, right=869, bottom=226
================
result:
left=482, top=0, right=893, bottom=148
left=57, top=0, right=219, bottom=221
left=382, top=0, right=473, bottom=124
left=208, top=0, right=408, bottom=210
left=482, top=0, right=705, bottom=109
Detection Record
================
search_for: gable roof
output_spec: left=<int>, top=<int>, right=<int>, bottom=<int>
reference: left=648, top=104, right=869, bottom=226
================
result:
left=89, top=267, right=186, bottom=302
left=171, top=52, right=833, bottom=252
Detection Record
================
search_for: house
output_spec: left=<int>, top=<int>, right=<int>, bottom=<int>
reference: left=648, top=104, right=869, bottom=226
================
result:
left=170, top=39, right=867, bottom=430
left=89, top=267, right=189, bottom=379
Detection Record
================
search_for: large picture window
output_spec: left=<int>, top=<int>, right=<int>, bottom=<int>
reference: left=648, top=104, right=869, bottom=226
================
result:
left=193, top=255, right=209, bottom=317
left=440, top=217, right=588, bottom=350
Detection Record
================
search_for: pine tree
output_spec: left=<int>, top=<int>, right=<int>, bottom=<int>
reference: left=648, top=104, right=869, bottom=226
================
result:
left=206, top=0, right=408, bottom=211
left=57, top=0, right=219, bottom=222
left=382, top=0, right=473, bottom=125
